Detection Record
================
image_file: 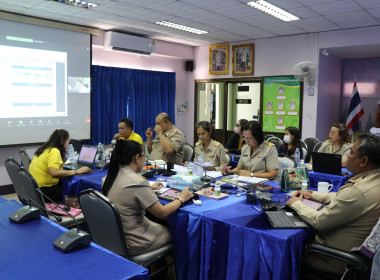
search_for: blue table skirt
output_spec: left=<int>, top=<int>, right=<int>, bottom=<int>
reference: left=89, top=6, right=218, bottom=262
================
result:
left=201, top=201, right=314, bottom=280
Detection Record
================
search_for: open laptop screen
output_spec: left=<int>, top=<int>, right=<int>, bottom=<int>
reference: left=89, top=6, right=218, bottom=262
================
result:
left=77, top=146, right=97, bottom=165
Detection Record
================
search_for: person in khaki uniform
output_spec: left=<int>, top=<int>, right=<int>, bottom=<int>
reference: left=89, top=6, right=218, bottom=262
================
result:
left=286, top=133, right=380, bottom=275
left=102, top=140, right=193, bottom=256
left=192, top=121, right=228, bottom=171
left=222, top=121, right=278, bottom=179
left=316, top=123, right=350, bottom=166
left=146, top=113, right=185, bottom=165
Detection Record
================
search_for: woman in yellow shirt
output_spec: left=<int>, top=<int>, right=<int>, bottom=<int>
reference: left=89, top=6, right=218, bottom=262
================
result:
left=29, top=129, right=91, bottom=202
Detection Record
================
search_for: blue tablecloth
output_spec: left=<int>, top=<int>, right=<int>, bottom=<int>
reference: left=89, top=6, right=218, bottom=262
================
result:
left=308, top=170, right=350, bottom=192
left=0, top=199, right=148, bottom=280
left=201, top=200, right=314, bottom=280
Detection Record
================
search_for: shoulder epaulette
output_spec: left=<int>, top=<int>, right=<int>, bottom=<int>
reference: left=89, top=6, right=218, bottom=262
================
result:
left=213, top=141, right=221, bottom=147
left=325, top=140, right=331, bottom=142
left=195, top=142, right=201, bottom=146
left=173, top=128, right=178, bottom=133
left=349, top=178, right=362, bottom=183
left=266, top=142, right=274, bottom=146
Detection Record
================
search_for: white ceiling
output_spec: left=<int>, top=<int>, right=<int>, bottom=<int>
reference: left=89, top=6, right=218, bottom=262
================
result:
left=1, top=0, right=380, bottom=48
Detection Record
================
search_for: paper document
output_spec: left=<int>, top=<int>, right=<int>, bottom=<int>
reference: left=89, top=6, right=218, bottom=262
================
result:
left=235, top=176, right=267, bottom=184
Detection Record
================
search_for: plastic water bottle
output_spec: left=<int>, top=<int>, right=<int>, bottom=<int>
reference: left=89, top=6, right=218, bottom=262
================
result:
left=300, top=159, right=305, bottom=168
left=97, top=142, right=104, bottom=161
left=281, top=161, right=288, bottom=177
left=197, top=156, right=204, bottom=177
left=187, top=163, right=193, bottom=175
left=68, top=144, right=75, bottom=163
left=295, top=148, right=300, bottom=167
left=301, top=180, right=308, bottom=191
left=214, top=182, right=221, bottom=197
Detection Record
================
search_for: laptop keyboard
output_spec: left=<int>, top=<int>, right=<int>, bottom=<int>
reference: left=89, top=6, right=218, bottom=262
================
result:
left=266, top=211, right=297, bottom=228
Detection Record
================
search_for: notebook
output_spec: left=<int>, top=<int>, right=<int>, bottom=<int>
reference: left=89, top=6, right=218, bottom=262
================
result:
left=63, top=145, right=97, bottom=170
left=312, top=152, right=342, bottom=175
left=255, top=192, right=308, bottom=229
left=158, top=188, right=181, bottom=201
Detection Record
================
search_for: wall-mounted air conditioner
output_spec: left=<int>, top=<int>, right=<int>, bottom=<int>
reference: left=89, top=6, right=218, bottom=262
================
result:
left=104, top=31, right=155, bottom=55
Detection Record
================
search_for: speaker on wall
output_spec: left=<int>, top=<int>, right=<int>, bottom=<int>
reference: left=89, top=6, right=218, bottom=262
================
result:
left=185, top=60, right=194, bottom=72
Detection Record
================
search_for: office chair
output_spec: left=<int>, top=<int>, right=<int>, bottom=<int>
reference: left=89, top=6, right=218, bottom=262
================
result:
left=5, top=157, right=28, bottom=204
left=225, top=152, right=232, bottom=166
left=264, top=134, right=275, bottom=141
left=17, top=168, right=85, bottom=229
left=183, top=143, right=194, bottom=162
left=313, top=142, right=323, bottom=153
left=267, top=136, right=283, bottom=152
left=78, top=189, right=174, bottom=277
left=19, top=149, right=32, bottom=171
left=304, top=137, right=320, bottom=163
left=301, top=242, right=371, bottom=280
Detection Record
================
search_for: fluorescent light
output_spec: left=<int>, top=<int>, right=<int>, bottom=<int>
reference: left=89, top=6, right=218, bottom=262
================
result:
left=247, top=1, right=299, bottom=22
left=156, top=21, right=208, bottom=35
left=49, top=0, right=98, bottom=9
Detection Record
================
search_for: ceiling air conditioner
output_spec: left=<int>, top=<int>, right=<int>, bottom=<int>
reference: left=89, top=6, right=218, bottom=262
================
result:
left=104, top=31, right=155, bottom=55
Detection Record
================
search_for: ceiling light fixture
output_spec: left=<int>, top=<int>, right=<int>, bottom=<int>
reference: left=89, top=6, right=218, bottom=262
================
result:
left=155, top=21, right=208, bottom=35
left=49, top=0, right=98, bottom=9
left=247, top=1, right=299, bottom=22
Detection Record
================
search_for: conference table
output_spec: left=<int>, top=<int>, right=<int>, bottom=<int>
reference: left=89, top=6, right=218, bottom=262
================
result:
left=61, top=169, right=316, bottom=280
left=0, top=198, right=149, bottom=280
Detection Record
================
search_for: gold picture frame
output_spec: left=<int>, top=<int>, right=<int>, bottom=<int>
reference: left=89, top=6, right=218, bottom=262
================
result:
left=232, top=43, right=254, bottom=76
left=209, top=44, right=229, bottom=75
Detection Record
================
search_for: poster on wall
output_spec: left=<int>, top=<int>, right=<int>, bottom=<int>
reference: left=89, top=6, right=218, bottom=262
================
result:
left=262, top=76, right=301, bottom=133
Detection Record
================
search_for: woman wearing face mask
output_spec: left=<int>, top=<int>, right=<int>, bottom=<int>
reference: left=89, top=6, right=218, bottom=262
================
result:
left=278, top=127, right=304, bottom=159
left=225, top=119, right=248, bottom=155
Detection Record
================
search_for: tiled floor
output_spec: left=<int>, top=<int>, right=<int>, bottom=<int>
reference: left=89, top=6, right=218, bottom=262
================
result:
left=1, top=193, right=20, bottom=202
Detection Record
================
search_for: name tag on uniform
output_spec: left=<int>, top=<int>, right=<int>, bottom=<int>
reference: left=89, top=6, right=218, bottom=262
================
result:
left=243, top=155, right=248, bottom=157
left=256, top=155, right=263, bottom=158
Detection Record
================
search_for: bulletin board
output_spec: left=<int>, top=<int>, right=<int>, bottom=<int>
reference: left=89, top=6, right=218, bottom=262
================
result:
left=262, top=76, right=302, bottom=133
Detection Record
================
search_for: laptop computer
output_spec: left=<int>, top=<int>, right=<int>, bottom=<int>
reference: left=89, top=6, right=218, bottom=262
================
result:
left=255, top=192, right=308, bottom=229
left=312, top=152, right=342, bottom=175
left=64, top=145, right=97, bottom=170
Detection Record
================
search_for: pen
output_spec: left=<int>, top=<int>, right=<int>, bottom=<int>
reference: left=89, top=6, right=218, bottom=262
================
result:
left=251, top=206, right=262, bottom=213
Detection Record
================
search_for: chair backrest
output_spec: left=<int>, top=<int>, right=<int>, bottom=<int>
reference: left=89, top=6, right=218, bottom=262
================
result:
left=17, top=168, right=49, bottom=218
left=19, top=149, right=32, bottom=171
left=78, top=189, right=129, bottom=258
left=264, top=134, right=275, bottom=141
left=225, top=152, right=232, bottom=166
left=5, top=157, right=28, bottom=203
left=183, top=143, right=194, bottom=162
left=313, top=142, right=323, bottom=153
left=278, top=156, right=295, bottom=169
left=302, top=147, right=307, bottom=160
left=267, top=136, right=283, bottom=152
left=304, top=137, right=320, bottom=163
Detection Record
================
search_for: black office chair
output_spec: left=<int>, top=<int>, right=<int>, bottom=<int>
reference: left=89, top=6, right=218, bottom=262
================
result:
left=5, top=157, right=28, bottom=204
left=78, top=189, right=174, bottom=278
left=313, top=142, right=324, bottom=153
left=301, top=242, right=371, bottom=280
left=183, top=143, right=194, bottom=162
left=19, top=149, right=32, bottom=171
left=304, top=137, right=320, bottom=162
left=17, top=168, right=85, bottom=228
left=225, top=152, right=232, bottom=166
left=267, top=136, right=283, bottom=152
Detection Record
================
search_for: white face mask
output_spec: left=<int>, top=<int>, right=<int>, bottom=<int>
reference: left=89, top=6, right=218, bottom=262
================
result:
left=283, top=135, right=291, bottom=144
left=234, top=127, right=241, bottom=134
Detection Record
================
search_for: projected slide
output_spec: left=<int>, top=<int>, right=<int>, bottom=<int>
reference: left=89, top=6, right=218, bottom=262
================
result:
left=0, top=18, right=91, bottom=146
left=0, top=45, right=67, bottom=118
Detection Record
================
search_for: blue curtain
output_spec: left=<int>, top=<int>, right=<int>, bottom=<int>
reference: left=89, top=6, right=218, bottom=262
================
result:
left=90, top=65, right=176, bottom=145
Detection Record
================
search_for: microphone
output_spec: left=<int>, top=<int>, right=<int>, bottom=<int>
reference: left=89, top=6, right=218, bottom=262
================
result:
left=9, top=202, right=41, bottom=224
left=176, top=152, right=215, bottom=183
left=36, top=189, right=91, bottom=253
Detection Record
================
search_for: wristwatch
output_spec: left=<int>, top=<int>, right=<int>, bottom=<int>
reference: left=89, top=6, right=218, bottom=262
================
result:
left=177, top=197, right=185, bottom=206
left=158, top=132, right=164, bottom=136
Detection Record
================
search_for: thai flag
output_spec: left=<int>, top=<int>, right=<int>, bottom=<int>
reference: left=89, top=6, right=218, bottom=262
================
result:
left=346, top=82, right=364, bottom=135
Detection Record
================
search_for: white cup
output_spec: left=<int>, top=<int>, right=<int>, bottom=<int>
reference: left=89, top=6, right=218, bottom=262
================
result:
left=318, top=182, right=333, bottom=193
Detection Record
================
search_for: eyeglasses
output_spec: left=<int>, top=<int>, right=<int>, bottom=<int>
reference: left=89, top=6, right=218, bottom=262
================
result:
left=138, top=154, right=146, bottom=159
left=242, top=136, right=255, bottom=142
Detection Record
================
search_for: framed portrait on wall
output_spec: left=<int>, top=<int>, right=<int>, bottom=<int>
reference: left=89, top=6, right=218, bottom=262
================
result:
left=232, top=43, right=254, bottom=76
left=209, top=44, right=229, bottom=75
